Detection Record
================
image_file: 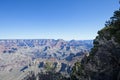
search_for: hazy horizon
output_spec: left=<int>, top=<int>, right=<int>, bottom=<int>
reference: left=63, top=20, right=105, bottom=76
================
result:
left=0, top=0, right=119, bottom=40
left=0, top=38, right=93, bottom=41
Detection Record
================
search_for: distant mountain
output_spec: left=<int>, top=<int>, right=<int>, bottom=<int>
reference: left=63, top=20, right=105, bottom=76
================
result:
left=0, top=39, right=93, bottom=60
left=0, top=39, right=93, bottom=80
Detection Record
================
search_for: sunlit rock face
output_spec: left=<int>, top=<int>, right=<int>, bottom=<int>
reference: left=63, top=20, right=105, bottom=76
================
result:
left=0, top=39, right=93, bottom=74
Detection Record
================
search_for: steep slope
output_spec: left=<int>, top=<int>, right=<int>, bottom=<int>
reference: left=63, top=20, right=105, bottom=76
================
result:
left=71, top=9, right=120, bottom=80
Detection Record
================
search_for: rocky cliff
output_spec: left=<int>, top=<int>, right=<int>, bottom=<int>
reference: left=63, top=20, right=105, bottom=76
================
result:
left=71, top=8, right=120, bottom=80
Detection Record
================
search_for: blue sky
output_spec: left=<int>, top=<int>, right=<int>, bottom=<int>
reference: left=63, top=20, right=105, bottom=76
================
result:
left=0, top=0, right=119, bottom=40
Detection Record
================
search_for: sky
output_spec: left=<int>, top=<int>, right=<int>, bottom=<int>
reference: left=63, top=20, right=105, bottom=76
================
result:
left=0, top=0, right=119, bottom=40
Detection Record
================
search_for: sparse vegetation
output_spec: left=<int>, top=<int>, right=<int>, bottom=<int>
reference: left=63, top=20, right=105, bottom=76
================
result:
left=44, top=62, right=55, bottom=72
left=70, top=4, right=120, bottom=80
left=22, top=71, right=70, bottom=80
left=70, top=62, right=84, bottom=80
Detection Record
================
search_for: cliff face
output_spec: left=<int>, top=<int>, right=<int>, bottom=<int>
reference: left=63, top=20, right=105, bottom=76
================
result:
left=71, top=9, right=120, bottom=80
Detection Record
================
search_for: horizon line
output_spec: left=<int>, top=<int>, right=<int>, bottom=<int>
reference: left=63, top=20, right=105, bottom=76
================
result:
left=0, top=38, right=93, bottom=41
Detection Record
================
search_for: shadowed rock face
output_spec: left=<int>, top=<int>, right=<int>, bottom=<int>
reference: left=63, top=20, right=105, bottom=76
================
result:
left=0, top=39, right=93, bottom=74
left=71, top=9, right=120, bottom=80
left=80, top=37, right=120, bottom=80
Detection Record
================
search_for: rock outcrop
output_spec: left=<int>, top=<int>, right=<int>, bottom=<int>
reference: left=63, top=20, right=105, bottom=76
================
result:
left=71, top=8, right=120, bottom=80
